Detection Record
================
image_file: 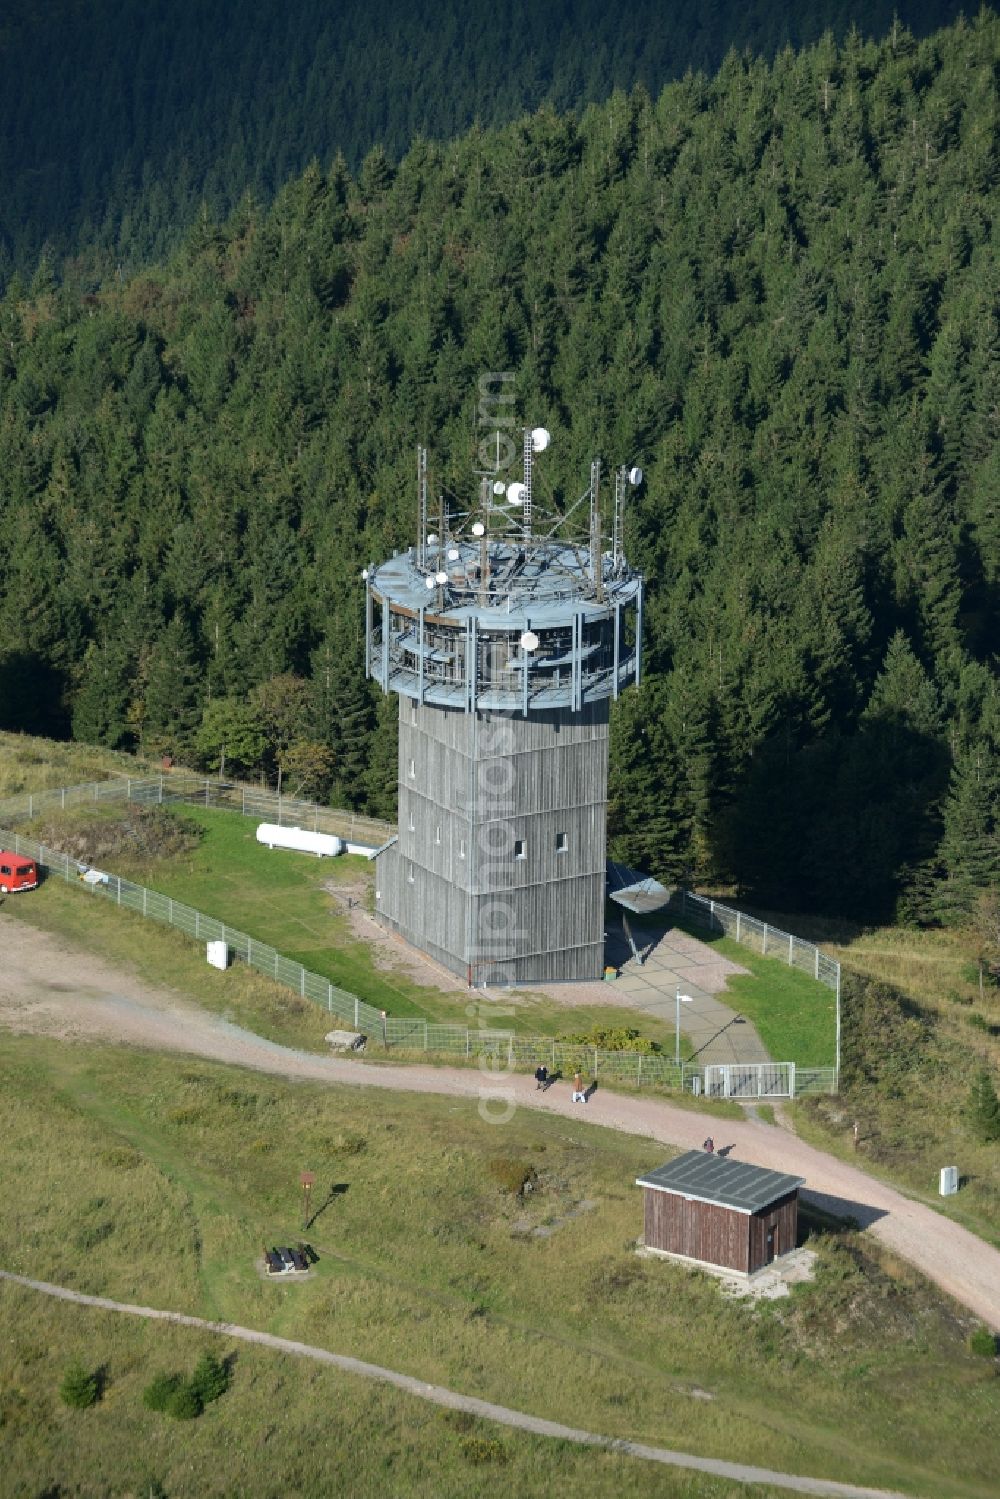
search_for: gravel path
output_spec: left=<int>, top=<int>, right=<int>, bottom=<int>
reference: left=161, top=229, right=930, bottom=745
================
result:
left=2, top=915, right=999, bottom=1330
left=0, top=1269, right=908, bottom=1499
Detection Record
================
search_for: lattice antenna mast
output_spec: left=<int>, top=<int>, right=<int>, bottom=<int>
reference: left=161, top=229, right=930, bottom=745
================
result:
left=478, top=476, right=491, bottom=604
left=590, top=459, right=603, bottom=600
left=613, top=463, right=644, bottom=576
left=613, top=465, right=626, bottom=573
left=416, top=445, right=429, bottom=569
left=522, top=427, right=533, bottom=543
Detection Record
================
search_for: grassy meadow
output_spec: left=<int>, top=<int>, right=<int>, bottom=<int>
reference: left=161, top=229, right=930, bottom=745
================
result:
left=0, top=729, right=156, bottom=799
left=1, top=1030, right=998, bottom=1499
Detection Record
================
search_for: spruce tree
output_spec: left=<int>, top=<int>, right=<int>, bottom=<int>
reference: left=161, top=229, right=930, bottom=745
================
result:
left=60, top=1361, right=99, bottom=1409
left=967, top=1069, right=1000, bottom=1144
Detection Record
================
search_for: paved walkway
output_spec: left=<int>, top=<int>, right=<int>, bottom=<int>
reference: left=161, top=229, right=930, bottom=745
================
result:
left=523, top=919, right=770, bottom=1067
left=0, top=1269, right=908, bottom=1498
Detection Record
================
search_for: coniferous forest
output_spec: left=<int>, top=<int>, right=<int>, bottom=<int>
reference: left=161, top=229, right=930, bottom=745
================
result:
left=0, top=0, right=966, bottom=280
left=0, top=13, right=997, bottom=926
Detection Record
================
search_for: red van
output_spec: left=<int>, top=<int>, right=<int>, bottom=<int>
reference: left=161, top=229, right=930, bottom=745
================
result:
left=0, top=852, right=39, bottom=893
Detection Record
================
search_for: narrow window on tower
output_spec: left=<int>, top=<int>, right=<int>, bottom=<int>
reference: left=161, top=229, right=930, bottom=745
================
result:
left=435, top=825, right=441, bottom=844
left=408, top=758, right=415, bottom=779
left=556, top=831, right=568, bottom=853
left=410, top=701, right=418, bottom=724
left=407, top=861, right=415, bottom=884
left=408, top=810, right=415, bottom=832
left=459, top=838, right=466, bottom=859
left=514, top=839, right=526, bottom=860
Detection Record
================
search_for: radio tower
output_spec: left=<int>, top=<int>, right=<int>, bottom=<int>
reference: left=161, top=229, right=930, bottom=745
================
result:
left=364, top=428, right=644, bottom=985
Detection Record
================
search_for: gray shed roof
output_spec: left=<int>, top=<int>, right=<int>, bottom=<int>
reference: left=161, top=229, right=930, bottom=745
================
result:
left=636, top=1150, right=804, bottom=1216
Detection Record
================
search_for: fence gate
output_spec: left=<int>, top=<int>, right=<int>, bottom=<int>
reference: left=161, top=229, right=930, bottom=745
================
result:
left=704, top=1063, right=795, bottom=1099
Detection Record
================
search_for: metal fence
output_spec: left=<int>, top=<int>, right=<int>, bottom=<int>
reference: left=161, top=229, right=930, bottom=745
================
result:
left=1, top=819, right=837, bottom=1095
left=0, top=773, right=395, bottom=849
left=0, top=775, right=839, bottom=1096
left=669, top=888, right=841, bottom=1079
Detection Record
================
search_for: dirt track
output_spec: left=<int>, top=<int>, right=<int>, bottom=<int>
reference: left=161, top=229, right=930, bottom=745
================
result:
left=2, top=914, right=999, bottom=1331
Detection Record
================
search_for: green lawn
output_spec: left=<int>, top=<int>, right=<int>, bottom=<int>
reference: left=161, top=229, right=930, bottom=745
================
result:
left=630, top=910, right=838, bottom=1067
left=1, top=1031, right=997, bottom=1499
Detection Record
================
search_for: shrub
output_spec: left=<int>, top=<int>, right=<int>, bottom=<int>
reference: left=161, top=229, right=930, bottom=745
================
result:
left=166, top=1384, right=202, bottom=1420
left=487, top=1158, right=537, bottom=1195
left=334, top=1131, right=367, bottom=1155
left=968, top=1327, right=998, bottom=1358
left=189, top=1351, right=230, bottom=1406
left=460, top=1435, right=509, bottom=1465
left=59, top=1361, right=99, bottom=1409
left=966, top=1013, right=991, bottom=1033
left=558, top=1026, right=659, bottom=1053
left=143, top=1373, right=183, bottom=1412
left=967, top=1069, right=1000, bottom=1143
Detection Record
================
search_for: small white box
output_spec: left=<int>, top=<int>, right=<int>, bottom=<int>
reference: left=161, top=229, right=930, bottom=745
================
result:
left=206, top=940, right=231, bottom=971
left=939, top=1166, right=959, bottom=1196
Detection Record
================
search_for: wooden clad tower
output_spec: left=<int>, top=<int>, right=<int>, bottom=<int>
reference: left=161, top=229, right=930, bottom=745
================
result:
left=365, top=430, right=643, bottom=986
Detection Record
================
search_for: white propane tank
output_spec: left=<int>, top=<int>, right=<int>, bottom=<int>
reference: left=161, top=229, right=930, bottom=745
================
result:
left=255, top=824, right=343, bottom=857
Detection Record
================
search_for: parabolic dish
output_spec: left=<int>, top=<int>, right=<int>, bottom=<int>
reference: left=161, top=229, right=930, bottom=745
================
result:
left=531, top=426, right=551, bottom=453
left=471, top=521, right=485, bottom=536
left=447, top=548, right=460, bottom=561
left=435, top=571, right=448, bottom=584
left=519, top=630, right=539, bottom=652
left=424, top=576, right=436, bottom=589
left=628, top=466, right=643, bottom=486
left=492, top=480, right=506, bottom=495
left=507, top=482, right=526, bottom=506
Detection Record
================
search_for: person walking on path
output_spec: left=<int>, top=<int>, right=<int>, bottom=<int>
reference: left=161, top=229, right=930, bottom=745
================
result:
left=572, top=1071, right=587, bottom=1103
left=534, top=1065, right=549, bottom=1090
left=703, top=1136, right=714, bottom=1153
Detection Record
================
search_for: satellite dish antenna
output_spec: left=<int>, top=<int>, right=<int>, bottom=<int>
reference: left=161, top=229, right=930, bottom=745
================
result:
left=531, top=427, right=551, bottom=453
left=507, top=482, right=526, bottom=506
left=435, top=571, right=448, bottom=585
left=424, top=576, right=436, bottom=590
left=628, top=466, right=643, bottom=487
left=492, top=481, right=506, bottom=495
left=361, top=568, right=369, bottom=580
left=519, top=630, right=539, bottom=652
left=427, top=532, right=438, bottom=544
left=447, top=548, right=459, bottom=561
left=471, top=521, right=485, bottom=537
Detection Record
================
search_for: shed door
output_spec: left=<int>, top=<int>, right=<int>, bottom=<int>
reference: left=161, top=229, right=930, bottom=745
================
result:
left=765, top=1227, right=777, bottom=1264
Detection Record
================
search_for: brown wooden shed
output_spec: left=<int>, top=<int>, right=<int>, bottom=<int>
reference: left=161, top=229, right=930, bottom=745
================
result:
left=637, top=1151, right=804, bottom=1275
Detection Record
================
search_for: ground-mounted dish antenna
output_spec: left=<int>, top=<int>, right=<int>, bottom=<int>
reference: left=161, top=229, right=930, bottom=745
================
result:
left=507, top=482, right=526, bottom=506
left=492, top=480, right=506, bottom=495
left=628, top=466, right=643, bottom=487
left=424, top=576, right=436, bottom=590
left=471, top=521, right=485, bottom=537
left=531, top=427, right=551, bottom=453
left=447, top=548, right=460, bottom=561
left=435, top=571, right=448, bottom=585
left=519, top=630, right=539, bottom=652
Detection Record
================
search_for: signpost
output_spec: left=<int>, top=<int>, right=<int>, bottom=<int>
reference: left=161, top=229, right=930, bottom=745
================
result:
left=300, top=1170, right=315, bottom=1228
